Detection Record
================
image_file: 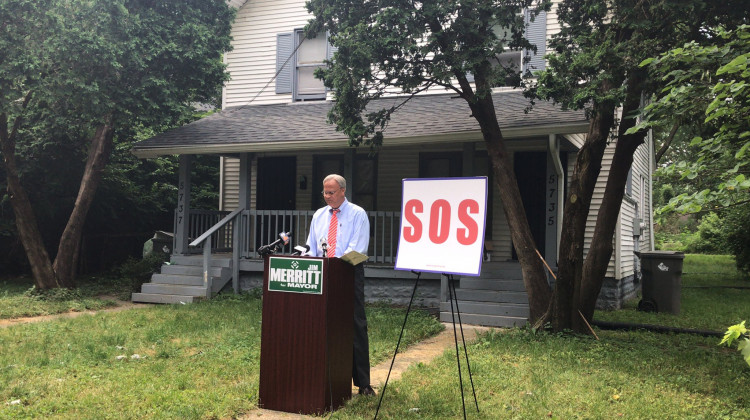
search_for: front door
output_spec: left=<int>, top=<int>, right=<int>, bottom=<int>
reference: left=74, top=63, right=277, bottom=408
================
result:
left=256, top=156, right=296, bottom=250
left=512, top=152, right=546, bottom=260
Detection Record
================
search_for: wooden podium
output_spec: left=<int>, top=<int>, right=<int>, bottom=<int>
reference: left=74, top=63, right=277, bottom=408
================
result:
left=258, top=255, right=354, bottom=414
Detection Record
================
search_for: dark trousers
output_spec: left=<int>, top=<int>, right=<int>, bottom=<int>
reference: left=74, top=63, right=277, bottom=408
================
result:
left=352, top=264, right=370, bottom=388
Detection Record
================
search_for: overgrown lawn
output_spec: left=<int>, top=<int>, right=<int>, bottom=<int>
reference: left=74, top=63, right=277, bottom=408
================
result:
left=339, top=328, right=749, bottom=419
left=0, top=294, right=441, bottom=419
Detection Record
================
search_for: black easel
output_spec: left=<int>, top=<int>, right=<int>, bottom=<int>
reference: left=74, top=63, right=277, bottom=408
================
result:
left=447, top=273, right=479, bottom=419
left=374, top=272, right=479, bottom=420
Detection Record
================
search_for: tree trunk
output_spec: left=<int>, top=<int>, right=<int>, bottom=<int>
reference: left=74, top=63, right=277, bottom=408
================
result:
left=548, top=103, right=615, bottom=332
left=53, top=118, right=115, bottom=287
left=578, top=77, right=648, bottom=320
left=0, top=97, right=60, bottom=289
left=468, top=94, right=552, bottom=323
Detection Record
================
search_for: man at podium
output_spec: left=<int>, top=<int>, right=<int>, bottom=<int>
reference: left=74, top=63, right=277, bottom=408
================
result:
left=305, top=174, right=375, bottom=396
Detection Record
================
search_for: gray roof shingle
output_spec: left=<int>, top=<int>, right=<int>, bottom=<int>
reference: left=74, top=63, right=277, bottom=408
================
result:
left=133, top=90, right=588, bottom=157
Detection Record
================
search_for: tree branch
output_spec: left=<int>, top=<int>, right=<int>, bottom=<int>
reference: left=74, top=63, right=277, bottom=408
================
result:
left=655, top=122, right=679, bottom=164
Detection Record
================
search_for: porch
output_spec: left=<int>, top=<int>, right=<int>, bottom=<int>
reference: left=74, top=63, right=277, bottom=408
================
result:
left=132, top=209, right=529, bottom=327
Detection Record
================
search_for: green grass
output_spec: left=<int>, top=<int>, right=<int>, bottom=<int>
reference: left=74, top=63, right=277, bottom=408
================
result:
left=1, top=254, right=748, bottom=419
left=337, top=329, right=749, bottom=419
left=332, top=254, right=749, bottom=419
left=0, top=294, right=442, bottom=419
left=594, top=254, right=749, bottom=331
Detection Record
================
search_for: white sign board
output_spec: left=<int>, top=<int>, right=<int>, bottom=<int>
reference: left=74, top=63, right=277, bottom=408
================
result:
left=395, top=177, right=488, bottom=276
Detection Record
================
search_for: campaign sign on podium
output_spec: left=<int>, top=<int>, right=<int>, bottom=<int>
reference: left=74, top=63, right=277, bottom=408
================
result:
left=395, top=177, right=488, bottom=276
left=267, top=257, right=324, bottom=294
left=259, top=255, right=354, bottom=415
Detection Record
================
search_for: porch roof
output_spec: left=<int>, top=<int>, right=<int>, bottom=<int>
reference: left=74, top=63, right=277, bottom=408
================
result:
left=132, top=90, right=589, bottom=158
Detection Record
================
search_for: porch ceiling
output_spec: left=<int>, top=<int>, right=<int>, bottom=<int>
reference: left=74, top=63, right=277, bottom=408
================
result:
left=132, top=90, right=589, bottom=158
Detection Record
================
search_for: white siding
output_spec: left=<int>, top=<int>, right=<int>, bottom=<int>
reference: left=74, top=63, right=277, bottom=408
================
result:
left=547, top=0, right=563, bottom=38
left=223, top=0, right=563, bottom=107
left=563, top=133, right=586, bottom=149
left=227, top=0, right=248, bottom=9
left=620, top=196, right=638, bottom=278
left=221, top=156, right=240, bottom=211
left=224, top=0, right=312, bottom=107
left=632, top=133, right=653, bottom=253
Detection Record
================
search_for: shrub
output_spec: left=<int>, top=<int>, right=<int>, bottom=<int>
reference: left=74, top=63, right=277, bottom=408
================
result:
left=723, top=205, right=750, bottom=274
left=692, top=212, right=728, bottom=254
left=116, top=253, right=168, bottom=293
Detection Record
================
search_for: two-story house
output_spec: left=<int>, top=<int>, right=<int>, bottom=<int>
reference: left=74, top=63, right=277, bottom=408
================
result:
left=131, top=0, right=655, bottom=327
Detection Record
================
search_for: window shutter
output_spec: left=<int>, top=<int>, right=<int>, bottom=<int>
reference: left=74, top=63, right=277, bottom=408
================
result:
left=523, top=9, right=547, bottom=74
left=276, top=32, right=293, bottom=94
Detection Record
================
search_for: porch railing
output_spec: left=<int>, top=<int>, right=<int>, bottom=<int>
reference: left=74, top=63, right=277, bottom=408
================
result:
left=183, top=209, right=401, bottom=263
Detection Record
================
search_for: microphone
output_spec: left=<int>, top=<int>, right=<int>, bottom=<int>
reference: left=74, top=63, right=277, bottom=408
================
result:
left=292, top=244, right=310, bottom=256
left=320, top=236, right=328, bottom=256
left=257, top=232, right=291, bottom=256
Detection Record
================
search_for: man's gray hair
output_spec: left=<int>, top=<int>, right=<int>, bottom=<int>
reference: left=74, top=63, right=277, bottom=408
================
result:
left=324, top=174, right=346, bottom=189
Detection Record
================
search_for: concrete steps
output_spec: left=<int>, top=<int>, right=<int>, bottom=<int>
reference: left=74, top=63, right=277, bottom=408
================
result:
left=132, top=255, right=232, bottom=304
left=439, top=261, right=529, bottom=328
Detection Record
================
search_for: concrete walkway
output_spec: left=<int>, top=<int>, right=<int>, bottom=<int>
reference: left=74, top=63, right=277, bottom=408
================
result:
left=245, top=323, right=491, bottom=419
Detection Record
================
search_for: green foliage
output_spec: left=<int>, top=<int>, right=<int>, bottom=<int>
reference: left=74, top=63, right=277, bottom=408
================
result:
left=723, top=204, right=750, bottom=274
left=643, top=25, right=750, bottom=215
left=22, top=286, right=83, bottom=302
left=720, top=321, right=750, bottom=367
left=655, top=213, right=729, bottom=254
left=655, top=230, right=697, bottom=252
left=116, top=253, right=169, bottom=294
left=694, top=212, right=728, bottom=253
left=0, top=0, right=232, bottom=274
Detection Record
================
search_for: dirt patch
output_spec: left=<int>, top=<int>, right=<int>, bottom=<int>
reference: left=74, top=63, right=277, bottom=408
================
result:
left=0, top=299, right=147, bottom=329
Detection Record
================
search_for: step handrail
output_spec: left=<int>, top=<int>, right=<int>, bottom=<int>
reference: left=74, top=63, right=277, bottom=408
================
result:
left=189, top=208, right=244, bottom=298
left=189, top=208, right=243, bottom=248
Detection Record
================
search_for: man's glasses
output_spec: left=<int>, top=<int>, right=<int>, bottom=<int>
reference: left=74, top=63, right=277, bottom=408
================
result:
left=321, top=188, right=342, bottom=196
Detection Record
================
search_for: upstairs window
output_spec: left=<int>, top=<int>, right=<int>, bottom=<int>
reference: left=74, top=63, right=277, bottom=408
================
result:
left=295, top=30, right=327, bottom=100
left=276, top=30, right=334, bottom=101
left=469, top=8, right=546, bottom=84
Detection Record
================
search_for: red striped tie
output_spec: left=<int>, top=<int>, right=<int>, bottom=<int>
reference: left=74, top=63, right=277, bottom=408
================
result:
left=327, top=209, right=339, bottom=258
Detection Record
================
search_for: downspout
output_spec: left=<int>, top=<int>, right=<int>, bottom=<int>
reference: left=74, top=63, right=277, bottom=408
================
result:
left=648, top=129, right=655, bottom=251
left=219, top=157, right=225, bottom=211
left=548, top=135, right=564, bottom=261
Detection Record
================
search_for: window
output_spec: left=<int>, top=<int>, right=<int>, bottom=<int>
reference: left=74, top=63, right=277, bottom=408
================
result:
left=295, top=30, right=327, bottom=100
left=276, top=30, right=334, bottom=101
left=475, top=8, right=545, bottom=84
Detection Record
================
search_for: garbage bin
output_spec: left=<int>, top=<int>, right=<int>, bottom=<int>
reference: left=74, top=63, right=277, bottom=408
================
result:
left=143, top=230, right=173, bottom=259
left=637, top=251, right=684, bottom=314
